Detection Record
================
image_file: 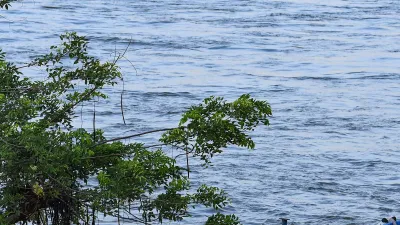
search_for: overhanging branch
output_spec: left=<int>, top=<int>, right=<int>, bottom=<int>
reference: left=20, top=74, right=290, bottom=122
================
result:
left=93, top=127, right=182, bottom=147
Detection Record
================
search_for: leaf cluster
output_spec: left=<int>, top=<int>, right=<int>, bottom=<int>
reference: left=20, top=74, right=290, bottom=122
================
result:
left=160, top=95, right=271, bottom=163
left=0, top=0, right=11, bottom=10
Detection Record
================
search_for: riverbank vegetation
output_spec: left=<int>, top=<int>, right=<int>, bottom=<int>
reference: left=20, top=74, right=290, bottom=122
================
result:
left=0, top=3, right=272, bottom=225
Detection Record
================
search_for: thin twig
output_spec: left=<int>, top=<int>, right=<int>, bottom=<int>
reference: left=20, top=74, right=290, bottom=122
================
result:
left=174, top=147, right=194, bottom=160
left=112, top=37, right=135, bottom=126
left=113, top=37, right=133, bottom=65
left=143, top=143, right=165, bottom=148
left=185, top=133, right=190, bottom=178
left=122, top=55, right=138, bottom=76
left=120, top=77, right=126, bottom=125
left=93, top=97, right=96, bottom=140
left=93, top=127, right=180, bottom=147
left=81, top=153, right=126, bottom=160
left=0, top=14, right=13, bottom=23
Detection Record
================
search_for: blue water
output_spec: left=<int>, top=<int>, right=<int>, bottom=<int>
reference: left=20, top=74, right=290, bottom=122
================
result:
left=1, top=0, right=400, bottom=224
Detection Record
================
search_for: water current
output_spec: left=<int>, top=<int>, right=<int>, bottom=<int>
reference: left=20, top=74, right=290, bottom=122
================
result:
left=1, top=0, right=400, bottom=224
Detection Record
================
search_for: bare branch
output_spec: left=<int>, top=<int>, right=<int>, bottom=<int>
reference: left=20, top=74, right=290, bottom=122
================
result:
left=93, top=127, right=182, bottom=147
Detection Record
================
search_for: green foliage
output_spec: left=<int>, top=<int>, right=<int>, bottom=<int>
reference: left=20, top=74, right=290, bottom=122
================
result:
left=206, top=213, right=241, bottom=225
left=161, top=95, right=271, bottom=163
left=0, top=0, right=11, bottom=10
left=193, top=185, right=230, bottom=209
left=0, top=32, right=271, bottom=225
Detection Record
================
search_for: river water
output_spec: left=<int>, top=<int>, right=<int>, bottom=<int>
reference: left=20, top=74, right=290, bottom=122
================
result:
left=1, top=0, right=400, bottom=224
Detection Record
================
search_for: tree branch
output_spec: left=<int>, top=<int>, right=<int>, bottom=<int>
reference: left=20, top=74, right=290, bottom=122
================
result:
left=93, top=127, right=181, bottom=147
